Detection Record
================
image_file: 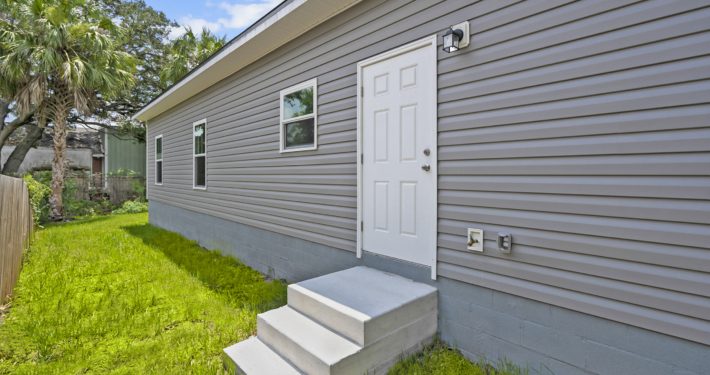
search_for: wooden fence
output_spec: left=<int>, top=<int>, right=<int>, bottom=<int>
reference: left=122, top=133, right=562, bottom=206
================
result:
left=0, top=175, right=33, bottom=304
left=69, top=173, right=145, bottom=205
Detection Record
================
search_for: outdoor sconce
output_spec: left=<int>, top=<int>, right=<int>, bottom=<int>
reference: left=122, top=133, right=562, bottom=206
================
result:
left=442, top=21, right=470, bottom=53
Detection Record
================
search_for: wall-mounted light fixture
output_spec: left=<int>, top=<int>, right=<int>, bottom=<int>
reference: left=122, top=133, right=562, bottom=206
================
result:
left=442, top=21, right=470, bottom=53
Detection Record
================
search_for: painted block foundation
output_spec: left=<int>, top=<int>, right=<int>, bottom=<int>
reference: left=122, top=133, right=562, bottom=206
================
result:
left=150, top=200, right=709, bottom=375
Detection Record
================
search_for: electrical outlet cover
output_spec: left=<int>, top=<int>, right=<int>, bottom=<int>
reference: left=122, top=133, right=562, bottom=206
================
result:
left=467, top=228, right=483, bottom=252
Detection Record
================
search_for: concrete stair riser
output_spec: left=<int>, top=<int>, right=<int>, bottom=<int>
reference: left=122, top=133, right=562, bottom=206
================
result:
left=288, top=285, right=438, bottom=347
left=334, top=311, right=438, bottom=375
left=223, top=337, right=301, bottom=375
left=224, top=267, right=439, bottom=374
left=257, top=306, right=360, bottom=375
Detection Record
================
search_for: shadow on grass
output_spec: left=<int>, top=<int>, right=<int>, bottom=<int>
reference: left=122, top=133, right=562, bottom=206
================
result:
left=122, top=223, right=286, bottom=313
left=41, top=214, right=114, bottom=228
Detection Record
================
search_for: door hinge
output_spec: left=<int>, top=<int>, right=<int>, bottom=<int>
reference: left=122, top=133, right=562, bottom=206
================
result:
left=360, top=153, right=364, bottom=164
left=360, top=86, right=364, bottom=97
left=361, top=221, right=364, bottom=231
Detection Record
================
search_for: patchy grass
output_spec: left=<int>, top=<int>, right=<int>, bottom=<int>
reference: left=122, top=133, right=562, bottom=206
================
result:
left=0, top=213, right=286, bottom=374
left=389, top=340, right=528, bottom=375
left=0, top=212, right=523, bottom=374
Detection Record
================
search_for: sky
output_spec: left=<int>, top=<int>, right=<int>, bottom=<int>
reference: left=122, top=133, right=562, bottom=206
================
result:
left=144, top=0, right=282, bottom=39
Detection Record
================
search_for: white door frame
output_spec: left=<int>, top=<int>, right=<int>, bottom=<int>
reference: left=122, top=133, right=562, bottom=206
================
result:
left=356, top=35, right=438, bottom=279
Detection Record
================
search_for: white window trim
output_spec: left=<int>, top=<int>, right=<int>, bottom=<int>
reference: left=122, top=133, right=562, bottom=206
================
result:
left=154, top=134, right=163, bottom=185
left=279, top=78, right=318, bottom=153
left=193, top=119, right=207, bottom=190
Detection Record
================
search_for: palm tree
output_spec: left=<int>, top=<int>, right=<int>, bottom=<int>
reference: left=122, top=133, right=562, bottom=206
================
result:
left=160, top=27, right=226, bottom=87
left=0, top=0, right=135, bottom=220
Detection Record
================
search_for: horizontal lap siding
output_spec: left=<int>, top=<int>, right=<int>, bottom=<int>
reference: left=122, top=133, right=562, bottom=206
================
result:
left=436, top=0, right=710, bottom=345
left=146, top=0, right=710, bottom=344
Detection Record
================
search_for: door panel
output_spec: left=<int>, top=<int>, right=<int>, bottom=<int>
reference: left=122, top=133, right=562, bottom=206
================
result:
left=362, top=42, right=436, bottom=267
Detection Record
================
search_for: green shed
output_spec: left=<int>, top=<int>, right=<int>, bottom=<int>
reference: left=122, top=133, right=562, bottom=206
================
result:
left=104, top=133, right=145, bottom=177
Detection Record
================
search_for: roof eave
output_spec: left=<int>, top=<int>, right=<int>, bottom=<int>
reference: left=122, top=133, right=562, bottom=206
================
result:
left=133, top=0, right=360, bottom=122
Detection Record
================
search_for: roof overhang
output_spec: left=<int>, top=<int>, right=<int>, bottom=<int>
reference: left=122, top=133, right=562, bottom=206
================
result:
left=133, top=0, right=360, bottom=122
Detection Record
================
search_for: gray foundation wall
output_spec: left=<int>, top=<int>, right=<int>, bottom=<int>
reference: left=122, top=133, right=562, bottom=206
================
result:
left=150, top=200, right=709, bottom=375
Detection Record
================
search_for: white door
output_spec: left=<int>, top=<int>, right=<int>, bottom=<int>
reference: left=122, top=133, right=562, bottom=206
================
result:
left=360, top=38, right=437, bottom=269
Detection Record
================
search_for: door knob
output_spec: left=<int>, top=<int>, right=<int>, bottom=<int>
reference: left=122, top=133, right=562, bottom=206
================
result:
left=421, top=164, right=431, bottom=171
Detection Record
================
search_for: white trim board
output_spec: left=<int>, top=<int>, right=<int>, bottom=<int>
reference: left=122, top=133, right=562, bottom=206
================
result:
left=356, top=35, right=439, bottom=280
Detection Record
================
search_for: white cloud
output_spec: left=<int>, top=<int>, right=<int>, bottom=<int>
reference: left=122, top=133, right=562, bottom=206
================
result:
left=168, top=1, right=279, bottom=40
left=168, top=15, right=223, bottom=39
left=216, top=0, right=281, bottom=29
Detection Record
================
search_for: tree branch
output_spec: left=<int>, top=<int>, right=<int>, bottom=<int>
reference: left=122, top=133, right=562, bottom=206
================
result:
left=0, top=111, right=34, bottom=153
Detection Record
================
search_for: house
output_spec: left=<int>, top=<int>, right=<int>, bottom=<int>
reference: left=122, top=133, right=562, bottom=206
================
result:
left=1, top=127, right=104, bottom=175
left=133, top=1, right=710, bottom=374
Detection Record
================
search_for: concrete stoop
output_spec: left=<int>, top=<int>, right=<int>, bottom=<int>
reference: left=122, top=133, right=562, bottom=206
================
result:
left=223, top=266, right=438, bottom=374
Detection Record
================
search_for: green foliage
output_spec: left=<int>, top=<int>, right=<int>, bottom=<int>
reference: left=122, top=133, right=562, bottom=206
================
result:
left=22, top=174, right=50, bottom=226
left=1, top=0, right=138, bottom=217
left=30, top=171, right=114, bottom=221
left=0, top=213, right=286, bottom=373
left=112, top=199, right=148, bottom=214
left=389, top=340, right=528, bottom=375
left=63, top=197, right=113, bottom=218
left=0, top=0, right=137, bottom=117
left=132, top=179, right=146, bottom=201
left=160, top=27, right=226, bottom=87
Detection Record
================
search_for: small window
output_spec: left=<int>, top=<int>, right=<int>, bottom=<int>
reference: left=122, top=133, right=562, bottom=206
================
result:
left=193, top=120, right=206, bottom=189
left=155, top=135, right=163, bottom=185
left=280, top=79, right=317, bottom=152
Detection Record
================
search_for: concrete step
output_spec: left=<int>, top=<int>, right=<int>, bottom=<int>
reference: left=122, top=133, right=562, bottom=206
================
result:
left=258, top=305, right=437, bottom=375
left=287, top=266, right=437, bottom=346
left=223, top=336, right=301, bottom=375
left=257, top=306, right=361, bottom=375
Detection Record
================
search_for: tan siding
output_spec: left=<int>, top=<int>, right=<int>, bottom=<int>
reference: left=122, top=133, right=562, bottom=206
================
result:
left=146, top=0, right=710, bottom=345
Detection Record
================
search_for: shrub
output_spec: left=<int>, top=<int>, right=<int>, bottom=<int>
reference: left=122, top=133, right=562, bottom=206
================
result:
left=29, top=170, right=114, bottom=220
left=132, top=180, right=146, bottom=202
left=22, top=174, right=51, bottom=226
left=112, top=200, right=148, bottom=214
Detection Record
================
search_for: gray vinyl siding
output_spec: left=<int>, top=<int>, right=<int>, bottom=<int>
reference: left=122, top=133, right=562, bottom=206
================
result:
left=146, top=0, right=710, bottom=345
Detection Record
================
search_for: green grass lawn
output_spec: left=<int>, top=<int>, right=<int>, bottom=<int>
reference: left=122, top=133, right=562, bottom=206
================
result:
left=390, top=341, right=528, bottom=375
left=0, top=213, right=286, bottom=374
left=0, top=212, right=516, bottom=374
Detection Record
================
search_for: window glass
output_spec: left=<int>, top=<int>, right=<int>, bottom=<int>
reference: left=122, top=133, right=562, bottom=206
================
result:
left=156, top=161, right=163, bottom=184
left=194, top=156, right=205, bottom=187
left=155, top=136, right=163, bottom=184
left=156, top=137, right=162, bottom=160
left=284, top=118, right=315, bottom=149
left=280, top=80, right=317, bottom=152
left=194, top=123, right=205, bottom=155
left=283, top=87, right=313, bottom=119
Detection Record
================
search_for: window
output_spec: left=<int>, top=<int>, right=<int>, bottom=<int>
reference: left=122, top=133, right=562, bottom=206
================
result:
left=155, top=135, right=163, bottom=185
left=280, top=79, right=317, bottom=152
left=193, top=119, right=206, bottom=189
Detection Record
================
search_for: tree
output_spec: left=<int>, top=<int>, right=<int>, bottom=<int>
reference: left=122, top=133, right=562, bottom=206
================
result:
left=1, top=0, right=135, bottom=219
left=67, top=0, right=175, bottom=140
left=0, top=2, right=35, bottom=170
left=160, top=27, right=226, bottom=87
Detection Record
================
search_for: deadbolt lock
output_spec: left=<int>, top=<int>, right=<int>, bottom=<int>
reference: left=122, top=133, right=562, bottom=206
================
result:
left=423, top=148, right=431, bottom=156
